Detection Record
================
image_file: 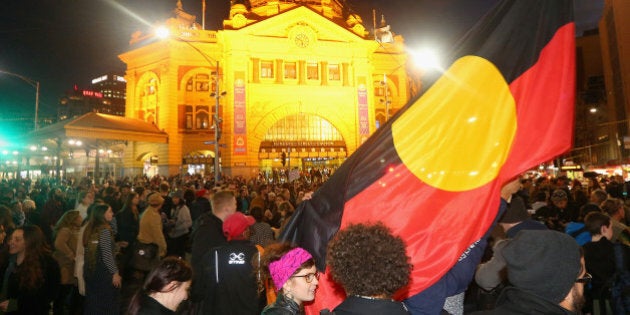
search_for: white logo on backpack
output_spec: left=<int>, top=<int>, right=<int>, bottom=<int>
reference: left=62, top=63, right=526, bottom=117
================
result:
left=229, top=252, right=246, bottom=264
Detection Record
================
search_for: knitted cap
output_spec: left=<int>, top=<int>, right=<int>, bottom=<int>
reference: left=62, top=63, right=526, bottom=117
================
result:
left=500, top=196, right=529, bottom=223
left=269, top=247, right=313, bottom=290
left=502, top=230, right=581, bottom=303
left=550, top=189, right=568, bottom=202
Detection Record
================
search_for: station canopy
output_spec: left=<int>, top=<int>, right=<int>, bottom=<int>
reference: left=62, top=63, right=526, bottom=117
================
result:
left=16, top=112, right=168, bottom=150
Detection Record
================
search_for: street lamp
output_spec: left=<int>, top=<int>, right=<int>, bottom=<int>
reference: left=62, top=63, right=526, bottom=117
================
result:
left=0, top=70, right=40, bottom=130
left=410, top=48, right=442, bottom=72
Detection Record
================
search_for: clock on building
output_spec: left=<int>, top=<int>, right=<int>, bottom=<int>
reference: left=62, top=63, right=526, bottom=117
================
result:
left=294, top=33, right=310, bottom=48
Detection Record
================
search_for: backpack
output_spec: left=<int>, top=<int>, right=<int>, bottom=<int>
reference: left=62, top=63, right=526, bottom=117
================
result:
left=611, top=243, right=630, bottom=314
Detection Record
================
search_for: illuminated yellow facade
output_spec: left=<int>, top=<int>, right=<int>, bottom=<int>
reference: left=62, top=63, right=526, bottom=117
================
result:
left=119, top=0, right=413, bottom=178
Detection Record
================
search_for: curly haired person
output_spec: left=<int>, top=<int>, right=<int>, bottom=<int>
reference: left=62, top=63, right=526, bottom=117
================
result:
left=326, top=222, right=411, bottom=314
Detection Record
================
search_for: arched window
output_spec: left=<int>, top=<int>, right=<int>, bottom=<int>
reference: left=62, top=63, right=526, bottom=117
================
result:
left=196, top=106, right=210, bottom=129
left=140, top=78, right=158, bottom=123
left=186, top=73, right=213, bottom=92
left=264, top=114, right=343, bottom=141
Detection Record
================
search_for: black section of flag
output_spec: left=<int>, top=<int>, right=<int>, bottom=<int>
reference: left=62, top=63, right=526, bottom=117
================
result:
left=449, top=0, right=573, bottom=83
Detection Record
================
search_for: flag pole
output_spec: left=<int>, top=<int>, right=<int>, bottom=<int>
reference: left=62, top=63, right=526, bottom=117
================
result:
left=372, top=9, right=377, bottom=40
left=202, top=0, right=206, bottom=30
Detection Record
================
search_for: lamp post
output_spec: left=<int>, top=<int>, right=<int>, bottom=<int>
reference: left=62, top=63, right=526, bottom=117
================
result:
left=380, top=74, right=391, bottom=122
left=0, top=70, right=40, bottom=130
left=156, top=27, right=223, bottom=184
left=209, top=63, right=224, bottom=185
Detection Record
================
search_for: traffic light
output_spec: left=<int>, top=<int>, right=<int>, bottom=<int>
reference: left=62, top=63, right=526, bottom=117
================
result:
left=281, top=152, right=286, bottom=167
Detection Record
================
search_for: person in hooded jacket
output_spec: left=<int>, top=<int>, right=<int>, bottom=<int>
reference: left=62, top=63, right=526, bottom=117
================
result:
left=472, top=230, right=588, bottom=315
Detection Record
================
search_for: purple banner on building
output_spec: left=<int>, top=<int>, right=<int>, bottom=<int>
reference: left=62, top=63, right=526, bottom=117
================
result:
left=233, top=75, right=247, bottom=155
left=358, top=85, right=369, bottom=136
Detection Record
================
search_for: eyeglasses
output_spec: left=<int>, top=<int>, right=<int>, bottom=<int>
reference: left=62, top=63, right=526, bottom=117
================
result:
left=575, top=273, right=592, bottom=284
left=291, top=272, right=320, bottom=283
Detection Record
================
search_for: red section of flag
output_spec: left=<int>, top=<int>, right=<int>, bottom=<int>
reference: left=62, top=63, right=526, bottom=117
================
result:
left=502, top=23, right=576, bottom=173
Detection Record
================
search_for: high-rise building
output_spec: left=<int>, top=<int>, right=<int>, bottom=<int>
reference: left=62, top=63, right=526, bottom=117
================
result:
left=599, top=0, right=630, bottom=163
left=91, top=73, right=126, bottom=116
left=573, top=30, right=608, bottom=167
left=118, top=0, right=413, bottom=178
left=57, top=74, right=126, bottom=121
left=58, top=85, right=110, bottom=121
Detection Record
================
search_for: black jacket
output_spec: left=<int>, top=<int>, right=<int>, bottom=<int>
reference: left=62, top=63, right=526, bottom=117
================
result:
left=471, top=286, right=576, bottom=315
left=136, top=294, right=175, bottom=315
left=115, top=207, right=139, bottom=244
left=332, top=296, right=409, bottom=315
left=262, top=293, right=302, bottom=315
left=201, top=240, right=259, bottom=315
left=2, top=254, right=60, bottom=315
left=190, top=213, right=226, bottom=302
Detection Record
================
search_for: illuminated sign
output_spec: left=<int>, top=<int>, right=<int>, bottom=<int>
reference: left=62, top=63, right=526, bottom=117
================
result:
left=82, top=90, right=103, bottom=98
left=92, top=74, right=126, bottom=84
left=561, top=165, right=582, bottom=171
left=91, top=75, right=107, bottom=84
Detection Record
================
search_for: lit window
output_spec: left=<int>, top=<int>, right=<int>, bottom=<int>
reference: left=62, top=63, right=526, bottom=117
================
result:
left=186, top=78, right=193, bottom=91
left=144, top=79, right=156, bottom=95
left=196, top=106, right=210, bottom=129
left=196, top=74, right=210, bottom=92
left=284, top=62, right=297, bottom=79
left=328, top=64, right=340, bottom=81
left=185, top=106, right=193, bottom=129
left=186, top=74, right=211, bottom=92
left=261, top=60, right=274, bottom=78
left=374, top=80, right=386, bottom=97
left=263, top=114, right=343, bottom=142
left=307, top=62, right=319, bottom=80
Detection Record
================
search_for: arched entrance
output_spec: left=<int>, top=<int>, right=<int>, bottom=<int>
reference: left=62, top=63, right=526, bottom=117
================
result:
left=136, top=151, right=159, bottom=178
left=258, top=113, right=347, bottom=181
left=182, top=150, right=216, bottom=175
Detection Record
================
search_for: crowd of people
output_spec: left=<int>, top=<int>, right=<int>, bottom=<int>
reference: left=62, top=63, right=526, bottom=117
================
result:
left=0, top=171, right=629, bottom=314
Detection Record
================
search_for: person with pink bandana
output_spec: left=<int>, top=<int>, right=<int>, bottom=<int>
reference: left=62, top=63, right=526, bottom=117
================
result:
left=259, top=244, right=318, bottom=315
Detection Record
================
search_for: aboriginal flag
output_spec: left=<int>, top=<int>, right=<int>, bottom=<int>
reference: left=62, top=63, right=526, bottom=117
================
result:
left=280, top=0, right=575, bottom=311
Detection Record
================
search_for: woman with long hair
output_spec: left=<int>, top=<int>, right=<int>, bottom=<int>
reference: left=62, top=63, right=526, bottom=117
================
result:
left=117, top=192, right=140, bottom=246
left=83, top=204, right=121, bottom=314
left=0, top=225, right=60, bottom=314
left=116, top=192, right=140, bottom=271
left=116, top=192, right=141, bottom=313
left=127, top=256, right=192, bottom=315
left=166, top=190, right=192, bottom=258
left=0, top=206, right=16, bottom=242
left=52, top=210, right=82, bottom=315
left=259, top=243, right=319, bottom=315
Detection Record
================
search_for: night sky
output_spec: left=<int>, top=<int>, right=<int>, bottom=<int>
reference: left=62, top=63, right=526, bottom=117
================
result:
left=0, top=0, right=601, bottom=120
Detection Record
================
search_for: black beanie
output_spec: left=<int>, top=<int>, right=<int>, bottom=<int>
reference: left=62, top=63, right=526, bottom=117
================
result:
left=502, top=230, right=581, bottom=304
left=500, top=196, right=529, bottom=224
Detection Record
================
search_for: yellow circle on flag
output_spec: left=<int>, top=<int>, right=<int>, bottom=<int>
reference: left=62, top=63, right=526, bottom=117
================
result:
left=392, top=55, right=517, bottom=191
